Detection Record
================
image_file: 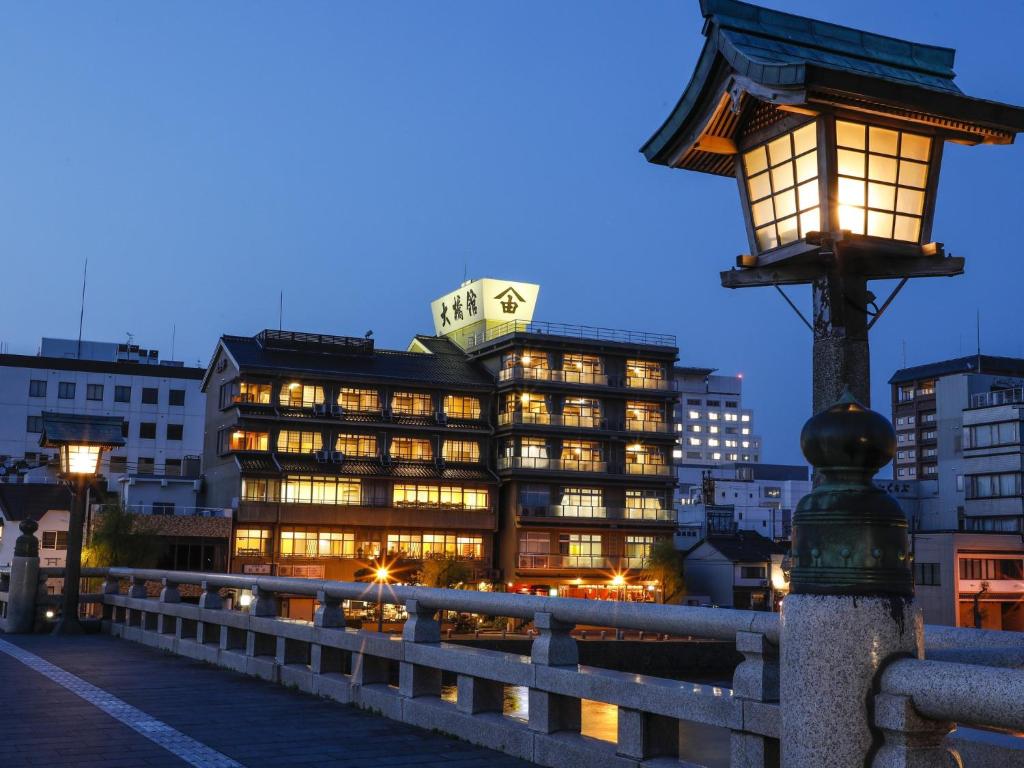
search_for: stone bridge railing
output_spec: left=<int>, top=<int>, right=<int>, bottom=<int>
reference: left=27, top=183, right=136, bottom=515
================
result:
left=3, top=566, right=1022, bottom=767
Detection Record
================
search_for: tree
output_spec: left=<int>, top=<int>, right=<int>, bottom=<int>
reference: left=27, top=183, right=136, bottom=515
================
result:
left=417, top=556, right=471, bottom=589
left=83, top=503, right=164, bottom=568
left=641, top=538, right=686, bottom=604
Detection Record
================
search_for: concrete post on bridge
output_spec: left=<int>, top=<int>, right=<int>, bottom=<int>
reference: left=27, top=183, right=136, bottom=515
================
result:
left=3, top=520, right=41, bottom=633
left=780, top=392, right=938, bottom=767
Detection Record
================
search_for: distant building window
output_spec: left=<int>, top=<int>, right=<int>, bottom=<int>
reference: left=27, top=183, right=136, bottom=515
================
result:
left=725, top=401, right=738, bottom=408
left=686, top=399, right=701, bottom=406
left=28, top=380, right=46, bottom=398
left=168, top=389, right=186, bottom=407
left=164, top=459, right=182, bottom=476
left=166, top=424, right=184, bottom=441
left=41, top=531, right=68, bottom=550
left=58, top=382, right=75, bottom=399
left=152, top=502, right=175, bottom=515
left=740, top=566, right=767, bottom=580
left=139, top=422, right=157, bottom=439
left=26, top=415, right=43, bottom=433
left=914, top=562, right=940, bottom=586
left=108, top=456, right=127, bottom=474
left=137, top=457, right=155, bottom=473
left=114, top=385, right=131, bottom=403
left=141, top=388, right=159, bottom=405
left=86, top=384, right=104, bottom=401
left=764, top=487, right=781, bottom=498
left=121, top=421, right=130, bottom=438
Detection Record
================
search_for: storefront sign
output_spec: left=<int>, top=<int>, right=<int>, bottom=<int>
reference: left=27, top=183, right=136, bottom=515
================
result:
left=431, top=278, right=540, bottom=336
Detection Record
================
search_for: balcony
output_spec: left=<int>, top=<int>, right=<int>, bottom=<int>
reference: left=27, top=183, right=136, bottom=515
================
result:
left=971, top=386, right=1024, bottom=409
left=516, top=554, right=647, bottom=570
left=518, top=505, right=676, bottom=522
left=625, top=462, right=673, bottom=477
left=468, top=319, right=676, bottom=350
left=625, top=419, right=671, bottom=433
left=498, top=367, right=611, bottom=386
left=624, top=377, right=674, bottom=392
left=497, top=456, right=607, bottom=473
left=498, top=412, right=604, bottom=429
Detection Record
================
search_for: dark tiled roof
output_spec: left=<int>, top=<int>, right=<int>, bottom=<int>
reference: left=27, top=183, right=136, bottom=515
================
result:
left=0, top=353, right=204, bottom=380
left=889, top=355, right=1024, bottom=385
left=236, top=452, right=496, bottom=483
left=40, top=412, right=126, bottom=448
left=410, top=335, right=466, bottom=355
left=220, top=334, right=493, bottom=389
left=0, top=483, right=72, bottom=522
left=698, top=531, right=787, bottom=562
left=674, top=366, right=716, bottom=377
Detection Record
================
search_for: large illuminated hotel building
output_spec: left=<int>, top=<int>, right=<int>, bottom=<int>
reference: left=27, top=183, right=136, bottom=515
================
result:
left=201, top=278, right=679, bottom=604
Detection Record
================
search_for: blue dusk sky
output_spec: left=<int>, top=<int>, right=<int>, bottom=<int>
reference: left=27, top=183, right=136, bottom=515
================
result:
left=1, top=1, right=1022, bottom=466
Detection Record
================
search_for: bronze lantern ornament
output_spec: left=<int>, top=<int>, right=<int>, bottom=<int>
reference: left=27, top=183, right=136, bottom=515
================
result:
left=642, top=0, right=1024, bottom=414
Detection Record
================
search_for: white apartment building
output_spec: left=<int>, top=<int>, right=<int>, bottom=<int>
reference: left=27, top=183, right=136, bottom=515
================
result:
left=673, top=367, right=760, bottom=466
left=0, top=338, right=205, bottom=491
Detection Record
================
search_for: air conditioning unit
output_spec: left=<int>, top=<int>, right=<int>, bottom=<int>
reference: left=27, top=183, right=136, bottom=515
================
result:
left=330, top=404, right=344, bottom=417
left=382, top=409, right=392, bottom=421
left=381, top=454, right=394, bottom=467
left=436, top=412, right=448, bottom=424
left=311, top=403, right=328, bottom=416
left=314, top=450, right=331, bottom=463
left=331, top=451, right=345, bottom=463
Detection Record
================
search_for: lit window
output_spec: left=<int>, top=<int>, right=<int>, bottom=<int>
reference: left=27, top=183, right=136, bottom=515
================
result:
left=835, top=120, right=930, bottom=242
left=226, top=430, right=269, bottom=452
left=689, top=437, right=702, bottom=446
left=743, top=122, right=819, bottom=251
left=280, top=476, right=361, bottom=504
left=708, top=412, right=719, bottom=421
left=688, top=410, right=700, bottom=419
left=443, top=395, right=481, bottom=419
left=234, top=528, right=269, bottom=555
left=742, top=428, right=751, bottom=435
left=741, top=415, right=751, bottom=422
left=338, top=387, right=380, bottom=412
left=392, top=392, right=433, bottom=416
left=237, top=382, right=272, bottom=404
left=709, top=426, right=719, bottom=434
left=390, top=437, right=433, bottom=461
left=336, top=433, right=377, bottom=458
left=277, top=430, right=323, bottom=454
left=625, top=360, right=665, bottom=388
left=442, top=440, right=480, bottom=463
left=712, top=452, right=722, bottom=460
left=280, top=383, right=324, bottom=408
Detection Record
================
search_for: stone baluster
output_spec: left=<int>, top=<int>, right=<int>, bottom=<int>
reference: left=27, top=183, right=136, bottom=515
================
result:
left=158, top=577, right=180, bottom=635
left=528, top=611, right=580, bottom=734
left=730, top=631, right=780, bottom=768
left=126, top=576, right=148, bottom=630
left=246, top=585, right=278, bottom=659
left=248, top=584, right=278, bottom=617
left=196, top=580, right=222, bottom=645
left=311, top=591, right=345, bottom=676
left=101, top=574, right=121, bottom=624
left=871, top=693, right=959, bottom=768
left=399, top=598, right=441, bottom=698
left=3, top=520, right=40, bottom=633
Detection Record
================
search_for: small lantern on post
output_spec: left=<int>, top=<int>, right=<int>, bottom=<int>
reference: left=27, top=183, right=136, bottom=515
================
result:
left=40, top=412, right=125, bottom=635
left=642, top=0, right=1024, bottom=414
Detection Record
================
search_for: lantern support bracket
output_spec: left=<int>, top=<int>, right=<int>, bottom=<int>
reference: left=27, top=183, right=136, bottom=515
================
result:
left=773, top=283, right=814, bottom=333
left=865, top=277, right=909, bottom=332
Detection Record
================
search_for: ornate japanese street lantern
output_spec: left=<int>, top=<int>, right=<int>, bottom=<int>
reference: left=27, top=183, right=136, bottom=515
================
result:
left=642, top=0, right=1024, bottom=413
left=40, top=412, right=125, bottom=635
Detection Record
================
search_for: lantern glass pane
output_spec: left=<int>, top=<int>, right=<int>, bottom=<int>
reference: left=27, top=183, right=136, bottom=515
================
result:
left=867, top=210, right=894, bottom=238
left=741, top=121, right=820, bottom=252
left=898, top=161, right=928, bottom=189
left=837, top=149, right=865, bottom=178
left=833, top=119, right=932, bottom=243
left=774, top=189, right=797, bottom=219
left=869, top=126, right=899, bottom=156
left=839, top=205, right=865, bottom=234
left=900, top=133, right=931, bottom=162
left=743, top=145, right=768, bottom=175
left=868, top=182, right=895, bottom=210
left=868, top=154, right=898, bottom=184
left=793, top=123, right=816, bottom=155
left=836, top=121, right=865, bottom=149
left=66, top=444, right=101, bottom=475
left=896, top=187, right=925, bottom=216
left=894, top=215, right=921, bottom=242
left=797, top=180, right=819, bottom=211
left=767, top=136, right=792, bottom=166
left=748, top=171, right=772, bottom=201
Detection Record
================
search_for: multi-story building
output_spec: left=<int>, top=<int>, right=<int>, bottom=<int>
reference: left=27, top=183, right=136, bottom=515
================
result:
left=0, top=338, right=205, bottom=491
left=676, top=462, right=810, bottom=545
left=674, top=367, right=760, bottom=466
left=887, top=354, right=1024, bottom=630
left=460, top=322, right=680, bottom=600
left=201, top=329, right=500, bottom=616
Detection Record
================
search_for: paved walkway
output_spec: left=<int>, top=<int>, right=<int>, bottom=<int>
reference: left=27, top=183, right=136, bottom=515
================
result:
left=0, top=633, right=536, bottom=768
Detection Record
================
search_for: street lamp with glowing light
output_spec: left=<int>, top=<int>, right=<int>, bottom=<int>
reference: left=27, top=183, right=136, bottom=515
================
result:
left=40, top=412, right=125, bottom=636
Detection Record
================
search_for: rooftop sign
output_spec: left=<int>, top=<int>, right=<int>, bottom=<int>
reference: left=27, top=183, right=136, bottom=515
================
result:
left=430, top=278, right=540, bottom=337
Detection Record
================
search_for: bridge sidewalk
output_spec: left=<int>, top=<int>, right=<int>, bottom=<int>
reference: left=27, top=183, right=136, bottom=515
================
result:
left=0, top=633, right=536, bottom=768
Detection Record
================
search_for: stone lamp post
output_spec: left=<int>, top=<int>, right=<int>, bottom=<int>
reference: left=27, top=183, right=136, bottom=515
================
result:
left=781, top=391, right=922, bottom=767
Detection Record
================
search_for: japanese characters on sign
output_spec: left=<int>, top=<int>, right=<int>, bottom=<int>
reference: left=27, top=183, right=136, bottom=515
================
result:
left=430, top=279, right=540, bottom=336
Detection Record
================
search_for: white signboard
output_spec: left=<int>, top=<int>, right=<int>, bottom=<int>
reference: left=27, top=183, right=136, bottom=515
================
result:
left=430, top=278, right=540, bottom=336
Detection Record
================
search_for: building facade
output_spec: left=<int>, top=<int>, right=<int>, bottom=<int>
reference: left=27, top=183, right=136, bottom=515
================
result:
left=202, top=329, right=500, bottom=608
left=673, top=368, right=760, bottom=466
left=0, top=338, right=205, bottom=491
left=460, top=323, right=680, bottom=600
left=681, top=531, right=788, bottom=610
left=887, top=355, right=1024, bottom=630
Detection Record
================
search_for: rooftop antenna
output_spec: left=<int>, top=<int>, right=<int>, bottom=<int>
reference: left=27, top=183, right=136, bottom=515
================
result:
left=279, top=291, right=283, bottom=331
left=171, top=324, right=176, bottom=361
left=902, top=339, right=907, bottom=369
left=76, top=258, right=88, bottom=359
left=976, top=309, right=982, bottom=364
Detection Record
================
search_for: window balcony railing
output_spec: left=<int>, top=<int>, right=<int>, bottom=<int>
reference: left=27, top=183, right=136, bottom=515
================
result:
left=518, top=505, right=676, bottom=522
left=498, top=412, right=604, bottom=429
left=625, top=463, right=673, bottom=477
left=624, top=377, right=673, bottom=391
left=516, top=554, right=650, bottom=570
left=498, top=456, right=607, bottom=473
left=469, top=319, right=676, bottom=349
left=498, top=367, right=610, bottom=386
left=625, top=419, right=671, bottom=433
left=125, top=504, right=231, bottom=518
left=971, top=386, right=1024, bottom=409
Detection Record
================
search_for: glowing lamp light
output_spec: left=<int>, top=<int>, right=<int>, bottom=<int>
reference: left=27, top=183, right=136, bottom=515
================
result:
left=45, top=610, right=55, bottom=620
left=60, top=444, right=102, bottom=475
left=239, top=593, right=253, bottom=608
left=611, top=574, right=626, bottom=587
left=375, top=567, right=390, bottom=583
left=288, top=382, right=300, bottom=390
left=548, top=587, right=559, bottom=597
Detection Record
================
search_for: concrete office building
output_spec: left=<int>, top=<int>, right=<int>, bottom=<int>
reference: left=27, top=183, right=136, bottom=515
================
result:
left=887, top=354, right=1024, bottom=630
left=0, top=338, right=205, bottom=493
left=674, top=368, right=760, bottom=466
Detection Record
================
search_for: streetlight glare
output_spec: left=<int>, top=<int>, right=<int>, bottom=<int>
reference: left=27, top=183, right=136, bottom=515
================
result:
left=375, top=567, right=390, bottom=582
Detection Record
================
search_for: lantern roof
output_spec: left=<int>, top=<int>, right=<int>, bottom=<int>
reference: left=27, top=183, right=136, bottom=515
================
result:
left=642, top=0, right=1024, bottom=174
left=39, top=412, right=125, bottom=449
